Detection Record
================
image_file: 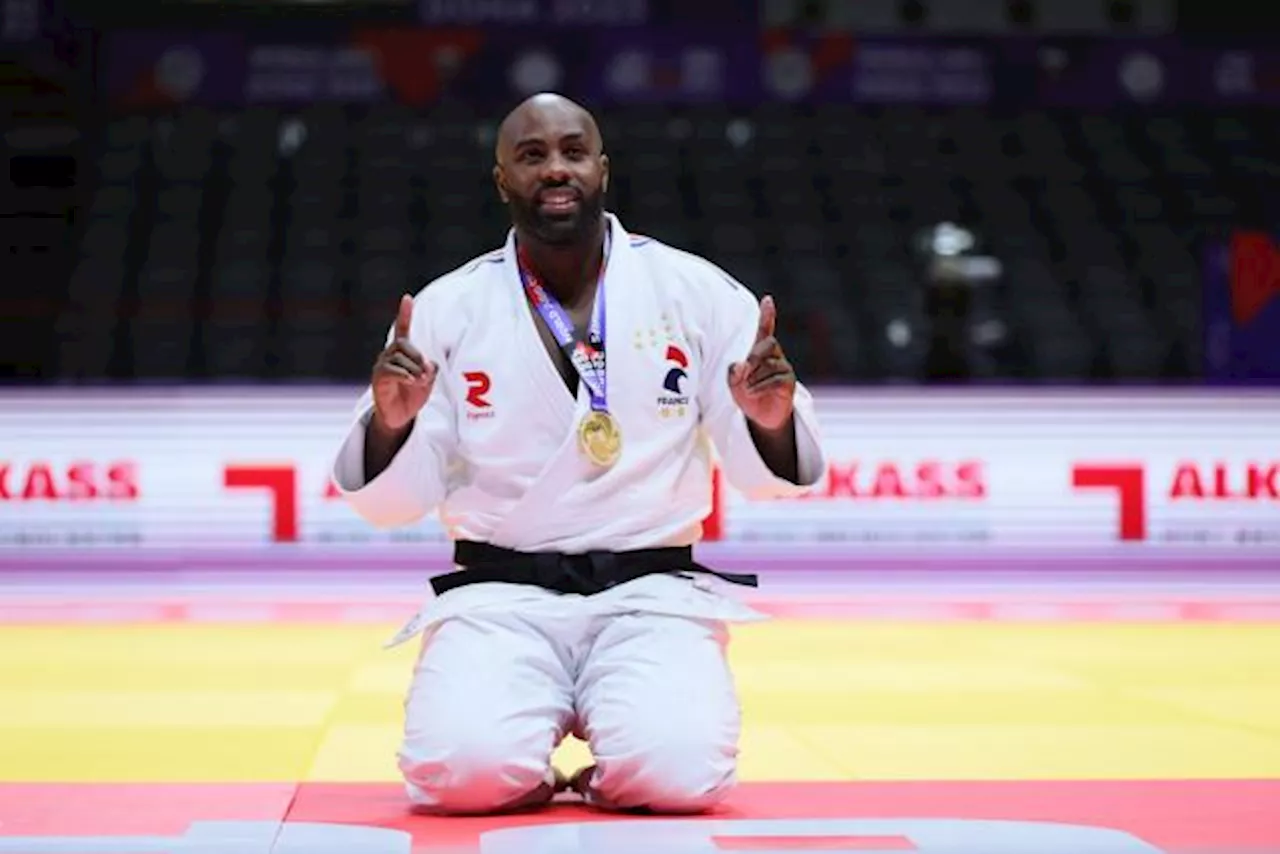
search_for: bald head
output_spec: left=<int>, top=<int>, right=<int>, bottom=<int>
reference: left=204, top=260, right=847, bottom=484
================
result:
left=495, top=93, right=603, bottom=163
left=492, top=92, right=610, bottom=248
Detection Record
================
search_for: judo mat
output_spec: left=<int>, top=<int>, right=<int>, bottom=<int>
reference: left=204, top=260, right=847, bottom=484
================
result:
left=2, top=560, right=1279, bottom=853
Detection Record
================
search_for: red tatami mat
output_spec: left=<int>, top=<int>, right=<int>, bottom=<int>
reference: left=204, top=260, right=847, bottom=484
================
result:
left=4, top=781, right=1276, bottom=852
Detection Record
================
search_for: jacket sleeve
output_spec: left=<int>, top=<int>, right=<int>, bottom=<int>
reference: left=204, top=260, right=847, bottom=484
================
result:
left=696, top=273, right=826, bottom=499
left=330, top=299, right=459, bottom=529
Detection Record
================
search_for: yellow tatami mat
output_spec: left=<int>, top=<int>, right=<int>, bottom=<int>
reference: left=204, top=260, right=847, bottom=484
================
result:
left=3, top=620, right=1278, bottom=784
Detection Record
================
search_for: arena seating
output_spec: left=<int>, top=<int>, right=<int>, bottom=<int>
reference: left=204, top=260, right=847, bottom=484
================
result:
left=54, top=102, right=1278, bottom=384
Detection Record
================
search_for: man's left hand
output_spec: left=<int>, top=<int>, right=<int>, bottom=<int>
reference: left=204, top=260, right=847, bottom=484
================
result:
left=728, top=294, right=797, bottom=433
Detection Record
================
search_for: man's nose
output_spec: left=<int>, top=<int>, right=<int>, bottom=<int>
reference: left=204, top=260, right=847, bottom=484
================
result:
left=539, top=153, right=572, bottom=182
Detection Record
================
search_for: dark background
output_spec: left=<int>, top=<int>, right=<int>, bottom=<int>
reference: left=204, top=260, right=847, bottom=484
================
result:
left=3, top=0, right=1279, bottom=387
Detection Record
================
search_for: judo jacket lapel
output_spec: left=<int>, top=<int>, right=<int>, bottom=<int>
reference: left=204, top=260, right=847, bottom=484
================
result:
left=483, top=222, right=625, bottom=548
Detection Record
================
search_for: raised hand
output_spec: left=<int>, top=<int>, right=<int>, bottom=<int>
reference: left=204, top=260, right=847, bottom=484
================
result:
left=371, top=294, right=437, bottom=433
left=728, top=294, right=797, bottom=433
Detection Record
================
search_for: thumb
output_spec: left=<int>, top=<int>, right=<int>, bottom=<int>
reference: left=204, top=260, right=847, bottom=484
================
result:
left=394, top=293, right=414, bottom=340
left=756, top=294, right=777, bottom=342
left=418, top=359, right=438, bottom=387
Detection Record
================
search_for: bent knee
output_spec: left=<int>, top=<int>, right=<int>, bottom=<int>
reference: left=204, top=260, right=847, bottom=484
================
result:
left=398, top=737, right=553, bottom=815
left=592, top=736, right=737, bottom=813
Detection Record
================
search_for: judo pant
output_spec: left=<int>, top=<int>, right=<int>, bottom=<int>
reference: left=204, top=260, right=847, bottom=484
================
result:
left=397, top=606, right=741, bottom=815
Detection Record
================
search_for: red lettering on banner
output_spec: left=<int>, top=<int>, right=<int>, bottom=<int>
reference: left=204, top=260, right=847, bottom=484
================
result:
left=803, top=461, right=987, bottom=500
left=0, top=461, right=139, bottom=502
left=1169, top=464, right=1206, bottom=499
left=1072, top=464, right=1146, bottom=541
left=914, top=461, right=950, bottom=498
left=224, top=465, right=298, bottom=542
left=1169, top=462, right=1280, bottom=500
left=22, top=464, right=57, bottom=499
left=871, top=463, right=907, bottom=498
left=108, top=463, right=139, bottom=499
left=1250, top=464, right=1280, bottom=499
left=955, top=461, right=987, bottom=498
left=1214, top=465, right=1232, bottom=498
left=66, top=462, right=98, bottom=499
left=824, top=463, right=856, bottom=498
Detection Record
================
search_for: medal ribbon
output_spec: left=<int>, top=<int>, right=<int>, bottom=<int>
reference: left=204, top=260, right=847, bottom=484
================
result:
left=517, top=230, right=611, bottom=414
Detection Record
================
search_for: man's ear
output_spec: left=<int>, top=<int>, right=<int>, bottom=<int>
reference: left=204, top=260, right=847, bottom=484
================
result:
left=600, top=153, right=610, bottom=195
left=493, top=164, right=509, bottom=204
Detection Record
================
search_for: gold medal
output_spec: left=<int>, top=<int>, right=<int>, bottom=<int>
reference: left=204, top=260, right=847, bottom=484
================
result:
left=578, top=410, right=623, bottom=469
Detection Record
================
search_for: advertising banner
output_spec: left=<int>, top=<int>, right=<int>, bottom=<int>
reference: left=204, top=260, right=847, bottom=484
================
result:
left=100, top=27, right=1280, bottom=109
left=584, top=28, right=759, bottom=104
left=999, top=36, right=1280, bottom=106
left=760, top=32, right=994, bottom=105
left=103, top=30, right=250, bottom=107
left=1, top=388, right=1278, bottom=552
left=759, top=33, right=1280, bottom=106
left=101, top=25, right=751, bottom=107
left=417, top=0, right=747, bottom=27
left=1204, top=232, right=1280, bottom=383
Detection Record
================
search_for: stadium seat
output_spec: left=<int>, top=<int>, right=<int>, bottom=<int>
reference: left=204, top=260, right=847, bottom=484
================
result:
left=58, top=103, right=1258, bottom=383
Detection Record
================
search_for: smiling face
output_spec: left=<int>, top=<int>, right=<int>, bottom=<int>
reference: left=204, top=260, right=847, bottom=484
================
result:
left=493, top=94, right=610, bottom=247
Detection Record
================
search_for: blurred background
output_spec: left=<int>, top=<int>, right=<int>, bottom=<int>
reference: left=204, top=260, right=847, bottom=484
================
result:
left=2, top=9, right=1279, bottom=849
left=3, top=0, right=1279, bottom=390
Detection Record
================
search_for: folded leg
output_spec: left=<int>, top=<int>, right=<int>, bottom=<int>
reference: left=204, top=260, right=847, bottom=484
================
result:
left=574, top=613, right=741, bottom=813
left=398, top=611, right=575, bottom=815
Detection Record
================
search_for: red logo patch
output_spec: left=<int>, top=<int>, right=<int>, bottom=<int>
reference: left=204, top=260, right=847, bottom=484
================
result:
left=463, top=371, right=492, bottom=409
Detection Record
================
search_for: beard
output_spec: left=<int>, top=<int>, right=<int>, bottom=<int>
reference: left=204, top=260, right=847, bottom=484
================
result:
left=506, top=184, right=605, bottom=247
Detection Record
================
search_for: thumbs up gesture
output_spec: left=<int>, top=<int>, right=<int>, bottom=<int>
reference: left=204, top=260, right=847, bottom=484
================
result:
left=371, top=294, right=437, bottom=433
left=728, top=295, right=797, bottom=432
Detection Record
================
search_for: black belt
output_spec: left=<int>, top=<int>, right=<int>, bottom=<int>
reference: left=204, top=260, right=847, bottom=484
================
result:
left=430, top=540, right=758, bottom=596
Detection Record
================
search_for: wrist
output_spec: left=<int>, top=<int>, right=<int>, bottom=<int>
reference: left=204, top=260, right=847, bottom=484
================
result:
left=370, top=408, right=413, bottom=440
left=747, top=411, right=794, bottom=437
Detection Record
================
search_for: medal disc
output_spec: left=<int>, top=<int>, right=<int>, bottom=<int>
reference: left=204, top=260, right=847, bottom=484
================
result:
left=578, top=410, right=623, bottom=468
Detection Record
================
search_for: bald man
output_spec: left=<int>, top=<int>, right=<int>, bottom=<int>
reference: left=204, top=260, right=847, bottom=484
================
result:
left=332, top=93, right=826, bottom=815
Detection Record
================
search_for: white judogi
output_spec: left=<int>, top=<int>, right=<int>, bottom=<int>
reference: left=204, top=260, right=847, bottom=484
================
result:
left=332, top=213, right=826, bottom=814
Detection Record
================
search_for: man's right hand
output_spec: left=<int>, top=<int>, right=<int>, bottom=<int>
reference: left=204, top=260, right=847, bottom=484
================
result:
left=371, top=294, right=436, bottom=434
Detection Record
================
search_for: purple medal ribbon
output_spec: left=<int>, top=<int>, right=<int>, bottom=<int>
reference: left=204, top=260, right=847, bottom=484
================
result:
left=517, top=231, right=611, bottom=414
